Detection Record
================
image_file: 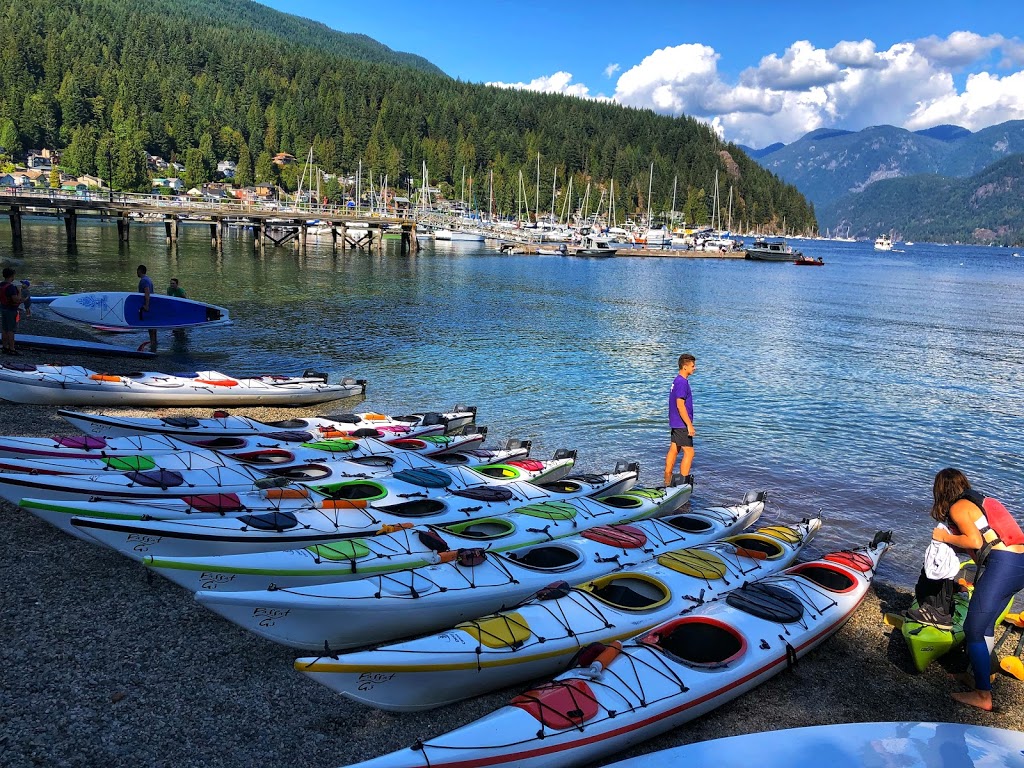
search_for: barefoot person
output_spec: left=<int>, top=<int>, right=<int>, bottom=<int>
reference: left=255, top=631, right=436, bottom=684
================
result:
left=930, top=468, right=1024, bottom=711
left=137, top=264, right=158, bottom=353
left=664, top=353, right=696, bottom=487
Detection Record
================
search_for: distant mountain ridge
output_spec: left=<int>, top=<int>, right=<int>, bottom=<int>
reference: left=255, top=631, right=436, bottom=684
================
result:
left=820, top=153, right=1024, bottom=245
left=751, top=120, right=1024, bottom=210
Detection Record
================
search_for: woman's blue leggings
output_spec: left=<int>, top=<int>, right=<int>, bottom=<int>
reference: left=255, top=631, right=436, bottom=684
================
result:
left=964, top=549, right=1024, bottom=691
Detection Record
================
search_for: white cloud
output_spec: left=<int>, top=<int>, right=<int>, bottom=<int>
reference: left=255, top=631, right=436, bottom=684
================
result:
left=913, top=31, right=1004, bottom=68
left=604, top=63, right=620, bottom=78
left=828, top=40, right=881, bottom=69
left=906, top=69, right=1024, bottom=130
left=486, top=71, right=593, bottom=99
left=743, top=40, right=842, bottom=90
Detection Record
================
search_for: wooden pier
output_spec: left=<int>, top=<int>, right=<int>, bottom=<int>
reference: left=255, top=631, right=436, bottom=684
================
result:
left=0, top=189, right=419, bottom=254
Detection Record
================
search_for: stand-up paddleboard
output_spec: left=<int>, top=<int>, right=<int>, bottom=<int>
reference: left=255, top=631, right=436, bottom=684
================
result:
left=602, top=722, right=1024, bottom=768
left=18, top=334, right=156, bottom=358
left=47, top=293, right=231, bottom=330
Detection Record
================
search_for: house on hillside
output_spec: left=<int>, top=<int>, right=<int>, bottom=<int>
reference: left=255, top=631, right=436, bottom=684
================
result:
left=148, top=154, right=169, bottom=171
left=26, top=149, right=59, bottom=170
left=272, top=152, right=296, bottom=167
left=217, top=160, right=236, bottom=179
left=152, top=177, right=185, bottom=193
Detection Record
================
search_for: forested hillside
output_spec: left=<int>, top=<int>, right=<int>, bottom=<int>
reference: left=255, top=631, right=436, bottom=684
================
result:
left=821, top=154, right=1024, bottom=245
left=0, top=0, right=815, bottom=229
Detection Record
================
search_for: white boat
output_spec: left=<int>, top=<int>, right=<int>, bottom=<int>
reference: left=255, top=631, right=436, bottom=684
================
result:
left=144, top=481, right=692, bottom=592
left=338, top=532, right=892, bottom=768
left=57, top=406, right=476, bottom=439
left=874, top=233, right=893, bottom=251
left=192, top=483, right=708, bottom=651
left=744, top=238, right=801, bottom=262
left=298, top=509, right=814, bottom=711
left=0, top=365, right=365, bottom=407
left=61, top=464, right=642, bottom=553
left=431, top=229, right=485, bottom=242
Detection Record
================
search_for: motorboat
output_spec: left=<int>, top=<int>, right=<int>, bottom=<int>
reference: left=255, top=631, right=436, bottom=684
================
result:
left=744, top=238, right=801, bottom=262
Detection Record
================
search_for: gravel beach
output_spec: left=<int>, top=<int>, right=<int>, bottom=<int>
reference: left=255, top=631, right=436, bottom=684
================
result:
left=2, top=319, right=1024, bottom=768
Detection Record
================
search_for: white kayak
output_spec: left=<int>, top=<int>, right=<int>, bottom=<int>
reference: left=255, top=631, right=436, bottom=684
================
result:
left=144, top=482, right=700, bottom=592
left=20, top=451, right=584, bottom=538
left=0, top=431, right=492, bottom=476
left=338, top=532, right=892, bottom=768
left=192, top=484, right=717, bottom=652
left=601, top=722, right=1024, bottom=768
left=65, top=465, right=643, bottom=555
left=47, top=291, right=231, bottom=330
left=295, top=515, right=819, bottom=711
left=0, top=364, right=365, bottom=407
left=58, top=406, right=476, bottom=439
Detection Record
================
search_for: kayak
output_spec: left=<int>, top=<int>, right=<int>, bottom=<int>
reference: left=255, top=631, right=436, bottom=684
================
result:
left=337, top=531, right=892, bottom=768
left=192, top=483, right=719, bottom=651
left=58, top=407, right=477, bottom=439
left=19, top=451, right=584, bottom=538
left=0, top=364, right=365, bottom=406
left=600, top=722, right=1024, bottom=768
left=47, top=291, right=231, bottom=330
left=0, top=431, right=491, bottom=476
left=143, top=482, right=704, bottom=592
left=66, top=465, right=644, bottom=556
left=295, top=514, right=818, bottom=711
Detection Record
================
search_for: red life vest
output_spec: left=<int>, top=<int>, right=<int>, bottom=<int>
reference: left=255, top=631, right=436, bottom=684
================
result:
left=961, top=489, right=1024, bottom=564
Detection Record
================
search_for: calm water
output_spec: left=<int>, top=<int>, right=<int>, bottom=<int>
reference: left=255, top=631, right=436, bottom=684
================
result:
left=3, top=217, right=1024, bottom=585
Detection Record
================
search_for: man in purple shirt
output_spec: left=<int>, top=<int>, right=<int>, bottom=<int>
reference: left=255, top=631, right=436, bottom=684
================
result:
left=664, top=353, right=696, bottom=487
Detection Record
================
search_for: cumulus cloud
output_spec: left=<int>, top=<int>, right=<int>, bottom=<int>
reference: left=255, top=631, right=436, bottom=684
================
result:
left=489, top=32, right=1024, bottom=147
left=486, top=71, right=593, bottom=99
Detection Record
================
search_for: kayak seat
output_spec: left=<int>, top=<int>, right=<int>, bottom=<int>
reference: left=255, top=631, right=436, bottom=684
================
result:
left=584, top=574, right=670, bottom=610
left=266, top=419, right=310, bottom=429
left=55, top=436, right=107, bottom=450
left=188, top=437, right=249, bottom=450
left=238, top=510, right=299, bottom=531
left=535, top=480, right=583, bottom=494
left=759, top=525, right=803, bottom=544
left=664, top=514, right=713, bottom=533
left=391, top=468, right=452, bottom=489
left=351, top=428, right=385, bottom=438
left=368, top=499, right=447, bottom=517
left=581, top=525, right=648, bottom=549
left=229, top=449, right=295, bottom=465
left=723, top=533, right=786, bottom=560
left=388, top=439, right=427, bottom=451
left=726, top=583, right=805, bottom=623
left=562, top=474, right=607, bottom=484
left=595, top=494, right=644, bottom=510
left=416, top=529, right=449, bottom=552
left=451, top=486, right=515, bottom=503
left=622, top=488, right=664, bottom=501
left=422, top=436, right=455, bottom=446
left=265, top=464, right=332, bottom=481
left=824, top=551, right=874, bottom=572
left=505, top=545, right=580, bottom=571
left=182, top=493, right=244, bottom=514
left=126, top=469, right=184, bottom=488
left=658, top=549, right=727, bottom=579
left=457, top=611, right=532, bottom=649
left=508, top=459, right=545, bottom=472
left=516, top=501, right=578, bottom=521
left=643, top=617, right=746, bottom=666
left=307, top=539, right=371, bottom=561
left=790, top=563, right=857, bottom=592
left=161, top=416, right=201, bottom=429
left=314, top=481, right=387, bottom=502
left=348, top=456, right=397, bottom=469
left=102, top=455, right=157, bottom=472
left=474, top=465, right=519, bottom=480
left=511, top=679, right=599, bottom=729
left=263, top=431, right=316, bottom=443
left=440, top=517, right=516, bottom=540
left=329, top=414, right=363, bottom=424
left=375, top=425, right=411, bottom=434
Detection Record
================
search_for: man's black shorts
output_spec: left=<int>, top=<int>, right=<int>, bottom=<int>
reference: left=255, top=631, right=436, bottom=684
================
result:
left=671, top=428, right=693, bottom=448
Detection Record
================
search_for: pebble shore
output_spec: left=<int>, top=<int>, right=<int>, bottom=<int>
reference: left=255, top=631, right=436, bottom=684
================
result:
left=2, top=319, right=1024, bottom=768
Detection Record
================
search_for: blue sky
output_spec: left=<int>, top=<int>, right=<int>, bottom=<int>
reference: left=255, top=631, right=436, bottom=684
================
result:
left=259, top=1, right=1024, bottom=147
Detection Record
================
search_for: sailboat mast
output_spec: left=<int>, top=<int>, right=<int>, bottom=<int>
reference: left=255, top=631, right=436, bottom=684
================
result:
left=647, top=162, right=654, bottom=228
left=535, top=152, right=541, bottom=223
left=671, top=175, right=677, bottom=227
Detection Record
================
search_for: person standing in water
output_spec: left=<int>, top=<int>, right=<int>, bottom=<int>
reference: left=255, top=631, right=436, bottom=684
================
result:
left=137, top=264, right=158, bottom=353
left=664, top=353, right=696, bottom=487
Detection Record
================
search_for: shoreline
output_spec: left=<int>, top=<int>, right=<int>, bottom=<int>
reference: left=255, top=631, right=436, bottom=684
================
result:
left=2, top=326, right=1024, bottom=768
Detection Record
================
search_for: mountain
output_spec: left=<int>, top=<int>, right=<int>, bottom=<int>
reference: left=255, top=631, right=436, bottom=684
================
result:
left=820, top=153, right=1024, bottom=245
left=757, top=120, right=1024, bottom=210
left=737, top=142, right=785, bottom=159
left=0, top=0, right=816, bottom=232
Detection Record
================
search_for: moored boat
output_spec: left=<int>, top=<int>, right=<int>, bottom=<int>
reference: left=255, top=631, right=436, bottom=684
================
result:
left=337, top=531, right=892, bottom=768
left=744, top=237, right=801, bottom=262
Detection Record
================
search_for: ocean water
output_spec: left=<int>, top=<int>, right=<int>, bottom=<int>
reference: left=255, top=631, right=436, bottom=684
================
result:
left=3, top=217, right=1024, bottom=586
